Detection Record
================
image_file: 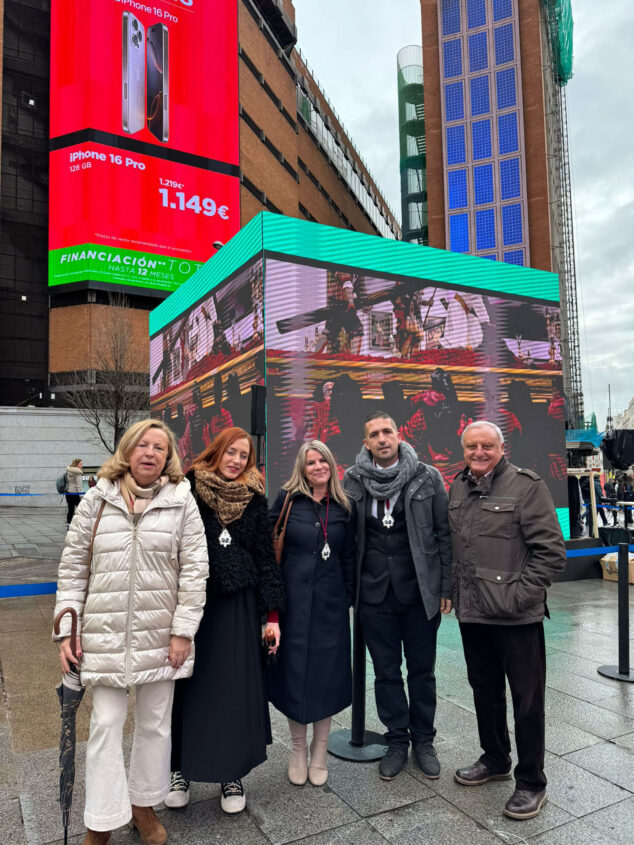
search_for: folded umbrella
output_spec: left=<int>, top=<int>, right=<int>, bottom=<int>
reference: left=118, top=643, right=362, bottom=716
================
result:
left=54, top=607, right=85, bottom=845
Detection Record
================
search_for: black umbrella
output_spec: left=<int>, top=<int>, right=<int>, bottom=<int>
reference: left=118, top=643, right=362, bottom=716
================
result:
left=54, top=607, right=85, bottom=845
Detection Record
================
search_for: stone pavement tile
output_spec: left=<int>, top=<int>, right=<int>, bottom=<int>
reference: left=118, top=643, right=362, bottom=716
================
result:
left=540, top=756, right=630, bottom=818
left=582, top=796, right=634, bottom=844
left=543, top=719, right=602, bottom=756
left=547, top=651, right=624, bottom=691
left=241, top=742, right=359, bottom=845
left=433, top=698, right=480, bottom=744
left=0, top=798, right=28, bottom=845
left=545, top=632, right=627, bottom=665
left=546, top=670, right=625, bottom=703
left=563, top=742, right=634, bottom=792
left=17, top=744, right=87, bottom=845
left=407, top=740, right=574, bottom=839
left=613, top=732, right=634, bottom=751
left=528, top=818, right=626, bottom=844
left=545, top=689, right=634, bottom=740
left=0, top=599, right=50, bottom=634
left=154, top=798, right=271, bottom=845
left=367, top=795, right=502, bottom=844
left=592, top=693, right=634, bottom=720
left=325, top=753, right=434, bottom=817
left=287, top=819, right=389, bottom=845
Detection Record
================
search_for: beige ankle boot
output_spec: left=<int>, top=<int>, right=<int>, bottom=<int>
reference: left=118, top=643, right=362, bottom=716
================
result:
left=287, top=718, right=308, bottom=785
left=131, top=805, right=167, bottom=845
left=309, top=717, right=332, bottom=786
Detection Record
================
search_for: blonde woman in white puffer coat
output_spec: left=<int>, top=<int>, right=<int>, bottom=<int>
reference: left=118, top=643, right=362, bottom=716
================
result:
left=53, top=419, right=209, bottom=845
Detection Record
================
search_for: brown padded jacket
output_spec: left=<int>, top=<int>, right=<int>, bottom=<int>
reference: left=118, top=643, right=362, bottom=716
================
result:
left=448, top=457, right=566, bottom=625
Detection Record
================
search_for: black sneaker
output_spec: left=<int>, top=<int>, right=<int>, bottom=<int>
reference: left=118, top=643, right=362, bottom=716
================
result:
left=164, top=770, right=190, bottom=808
left=413, top=744, right=440, bottom=779
left=221, top=779, right=246, bottom=813
left=378, top=746, right=408, bottom=781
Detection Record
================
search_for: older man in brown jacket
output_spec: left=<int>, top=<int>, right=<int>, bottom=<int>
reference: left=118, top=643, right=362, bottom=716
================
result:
left=448, top=421, right=566, bottom=820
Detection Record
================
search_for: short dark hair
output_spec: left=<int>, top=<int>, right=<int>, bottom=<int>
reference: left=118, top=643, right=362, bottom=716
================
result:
left=364, top=410, right=397, bottom=435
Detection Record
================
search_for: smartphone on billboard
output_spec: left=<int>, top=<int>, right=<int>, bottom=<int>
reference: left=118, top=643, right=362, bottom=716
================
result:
left=147, top=24, right=169, bottom=143
left=122, top=13, right=145, bottom=135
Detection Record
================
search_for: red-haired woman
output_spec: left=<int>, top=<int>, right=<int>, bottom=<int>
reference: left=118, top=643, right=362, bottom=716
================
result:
left=166, top=427, right=284, bottom=814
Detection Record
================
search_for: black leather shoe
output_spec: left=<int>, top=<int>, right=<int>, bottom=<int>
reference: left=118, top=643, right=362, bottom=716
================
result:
left=454, top=760, right=512, bottom=786
left=412, top=744, right=440, bottom=779
left=503, top=788, right=548, bottom=819
left=378, top=746, right=408, bottom=781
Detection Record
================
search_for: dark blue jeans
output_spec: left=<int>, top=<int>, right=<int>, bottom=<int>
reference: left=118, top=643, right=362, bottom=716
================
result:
left=360, top=586, right=440, bottom=748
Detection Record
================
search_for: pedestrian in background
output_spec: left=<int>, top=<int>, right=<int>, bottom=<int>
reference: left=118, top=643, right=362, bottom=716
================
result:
left=269, top=440, right=356, bottom=787
left=166, top=427, right=284, bottom=815
left=65, top=458, right=83, bottom=528
left=449, top=421, right=566, bottom=821
left=54, top=419, right=209, bottom=845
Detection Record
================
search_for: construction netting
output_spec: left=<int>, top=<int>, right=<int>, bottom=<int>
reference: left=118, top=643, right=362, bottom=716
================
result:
left=542, top=0, right=574, bottom=84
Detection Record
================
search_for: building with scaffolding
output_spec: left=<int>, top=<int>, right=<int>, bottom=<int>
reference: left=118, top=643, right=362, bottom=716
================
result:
left=418, top=0, right=583, bottom=427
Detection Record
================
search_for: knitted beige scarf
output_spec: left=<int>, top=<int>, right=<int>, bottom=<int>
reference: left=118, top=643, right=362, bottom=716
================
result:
left=120, top=472, right=168, bottom=521
left=194, top=466, right=263, bottom=525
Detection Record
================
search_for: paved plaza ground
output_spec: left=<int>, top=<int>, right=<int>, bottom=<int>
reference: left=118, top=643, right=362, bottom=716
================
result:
left=0, top=506, right=633, bottom=844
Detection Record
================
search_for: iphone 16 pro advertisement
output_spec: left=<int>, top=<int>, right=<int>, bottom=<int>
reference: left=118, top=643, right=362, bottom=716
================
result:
left=49, top=0, right=240, bottom=292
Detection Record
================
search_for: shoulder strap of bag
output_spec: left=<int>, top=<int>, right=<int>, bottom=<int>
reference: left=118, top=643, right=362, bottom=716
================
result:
left=273, top=493, right=293, bottom=564
left=273, top=492, right=292, bottom=538
left=88, top=499, right=106, bottom=562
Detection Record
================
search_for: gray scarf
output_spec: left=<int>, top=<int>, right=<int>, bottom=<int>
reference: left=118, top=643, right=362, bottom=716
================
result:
left=354, top=441, right=420, bottom=500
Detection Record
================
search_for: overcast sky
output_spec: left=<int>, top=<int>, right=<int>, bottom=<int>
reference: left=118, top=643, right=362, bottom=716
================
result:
left=293, top=0, right=634, bottom=429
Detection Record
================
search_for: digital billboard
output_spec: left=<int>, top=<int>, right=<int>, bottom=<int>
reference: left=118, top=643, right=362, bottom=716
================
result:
left=49, top=0, right=240, bottom=292
left=263, top=258, right=567, bottom=507
left=149, top=259, right=264, bottom=468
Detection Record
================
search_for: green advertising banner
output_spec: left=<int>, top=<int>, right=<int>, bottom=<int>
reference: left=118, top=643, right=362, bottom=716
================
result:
left=48, top=244, right=203, bottom=293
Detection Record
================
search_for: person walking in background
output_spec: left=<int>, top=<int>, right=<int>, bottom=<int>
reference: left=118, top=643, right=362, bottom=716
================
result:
left=166, top=427, right=284, bottom=815
left=269, top=440, right=356, bottom=787
left=65, top=458, right=83, bottom=528
left=449, top=421, right=566, bottom=821
left=603, top=477, right=618, bottom=526
left=54, top=420, right=209, bottom=845
left=343, top=412, right=452, bottom=781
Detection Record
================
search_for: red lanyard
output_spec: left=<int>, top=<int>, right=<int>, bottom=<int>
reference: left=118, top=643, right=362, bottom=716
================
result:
left=315, top=493, right=330, bottom=544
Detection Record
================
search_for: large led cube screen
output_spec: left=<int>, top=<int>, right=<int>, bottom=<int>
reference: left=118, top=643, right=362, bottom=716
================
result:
left=149, top=214, right=567, bottom=529
left=49, top=1, right=240, bottom=293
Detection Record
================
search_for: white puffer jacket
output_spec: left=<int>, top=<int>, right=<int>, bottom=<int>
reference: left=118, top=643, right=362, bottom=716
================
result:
left=54, top=476, right=209, bottom=688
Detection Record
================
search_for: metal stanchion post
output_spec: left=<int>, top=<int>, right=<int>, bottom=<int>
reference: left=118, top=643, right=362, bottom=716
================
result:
left=328, top=610, right=386, bottom=761
left=598, top=542, right=633, bottom=682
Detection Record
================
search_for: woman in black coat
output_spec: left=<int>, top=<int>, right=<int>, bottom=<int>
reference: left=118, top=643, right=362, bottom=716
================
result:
left=269, top=439, right=356, bottom=787
left=166, top=427, right=284, bottom=815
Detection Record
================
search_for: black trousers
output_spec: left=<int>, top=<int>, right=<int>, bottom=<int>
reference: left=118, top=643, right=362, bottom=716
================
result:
left=65, top=494, right=79, bottom=524
left=360, top=587, right=440, bottom=747
left=460, top=621, right=546, bottom=792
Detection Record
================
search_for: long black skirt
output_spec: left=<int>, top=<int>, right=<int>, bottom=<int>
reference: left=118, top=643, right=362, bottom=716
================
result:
left=171, top=587, right=271, bottom=782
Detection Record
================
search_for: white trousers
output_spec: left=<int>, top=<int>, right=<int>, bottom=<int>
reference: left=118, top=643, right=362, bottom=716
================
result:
left=84, top=680, right=175, bottom=832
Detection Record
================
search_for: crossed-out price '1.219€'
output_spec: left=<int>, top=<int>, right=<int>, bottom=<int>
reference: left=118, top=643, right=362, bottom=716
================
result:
left=158, top=188, right=229, bottom=219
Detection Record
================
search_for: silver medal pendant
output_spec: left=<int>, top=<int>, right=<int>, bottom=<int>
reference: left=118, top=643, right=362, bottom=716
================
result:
left=321, top=542, right=331, bottom=560
left=382, top=512, right=395, bottom=529
left=218, top=527, right=232, bottom=547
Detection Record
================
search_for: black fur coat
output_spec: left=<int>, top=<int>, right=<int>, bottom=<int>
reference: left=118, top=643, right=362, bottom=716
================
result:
left=187, top=471, right=285, bottom=615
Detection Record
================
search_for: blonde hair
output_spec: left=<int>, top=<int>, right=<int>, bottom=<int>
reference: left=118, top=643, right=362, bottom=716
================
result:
left=70, top=458, right=82, bottom=467
left=98, top=419, right=183, bottom=483
left=283, top=440, right=351, bottom=514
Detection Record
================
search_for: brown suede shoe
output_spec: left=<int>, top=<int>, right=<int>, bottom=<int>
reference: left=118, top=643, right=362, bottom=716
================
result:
left=131, top=805, right=167, bottom=845
left=454, top=760, right=512, bottom=786
left=82, top=831, right=111, bottom=845
left=503, top=788, right=548, bottom=820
